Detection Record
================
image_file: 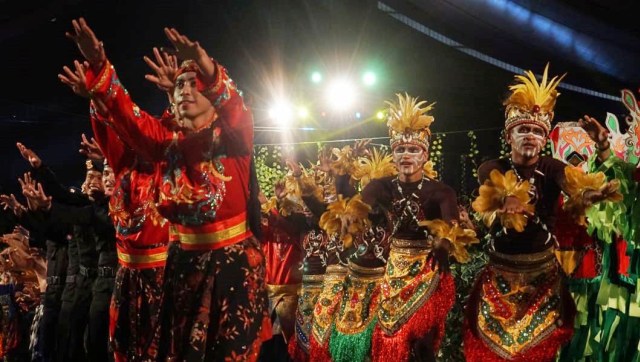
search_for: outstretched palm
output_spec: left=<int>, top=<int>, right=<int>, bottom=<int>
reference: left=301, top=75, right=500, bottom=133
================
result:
left=66, top=18, right=106, bottom=70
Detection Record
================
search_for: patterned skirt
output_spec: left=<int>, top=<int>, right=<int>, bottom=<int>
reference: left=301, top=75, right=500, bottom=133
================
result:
left=328, top=262, right=385, bottom=362
left=110, top=266, right=165, bottom=362
left=160, top=237, right=270, bottom=362
left=372, top=240, right=455, bottom=362
left=464, top=248, right=575, bottom=362
left=309, top=264, right=348, bottom=362
left=287, top=273, right=323, bottom=362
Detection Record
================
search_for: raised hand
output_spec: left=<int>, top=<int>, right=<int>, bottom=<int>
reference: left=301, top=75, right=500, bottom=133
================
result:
left=0, top=194, right=26, bottom=217
left=314, top=146, right=333, bottom=174
left=578, top=115, right=609, bottom=147
left=353, top=139, right=371, bottom=157
left=144, top=47, right=179, bottom=92
left=285, top=159, right=302, bottom=177
left=79, top=133, right=104, bottom=161
left=59, top=60, right=90, bottom=98
left=16, top=143, right=42, bottom=168
left=19, top=174, right=51, bottom=211
left=66, top=18, right=106, bottom=71
left=164, top=27, right=215, bottom=82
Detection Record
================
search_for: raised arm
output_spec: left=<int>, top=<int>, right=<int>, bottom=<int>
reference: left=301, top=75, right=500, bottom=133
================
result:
left=65, top=18, right=171, bottom=162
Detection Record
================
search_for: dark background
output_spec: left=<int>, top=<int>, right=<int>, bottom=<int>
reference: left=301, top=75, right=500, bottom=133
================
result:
left=2, top=0, right=639, bottom=196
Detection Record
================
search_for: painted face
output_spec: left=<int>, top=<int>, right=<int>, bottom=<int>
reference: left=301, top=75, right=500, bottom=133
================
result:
left=102, top=165, right=115, bottom=197
left=392, top=144, right=427, bottom=177
left=508, top=124, right=547, bottom=158
left=173, top=72, right=214, bottom=121
left=85, top=170, right=104, bottom=195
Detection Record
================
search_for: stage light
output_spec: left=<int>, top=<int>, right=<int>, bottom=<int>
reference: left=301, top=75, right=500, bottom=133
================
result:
left=268, top=100, right=294, bottom=127
left=376, top=111, right=385, bottom=120
left=311, top=71, right=322, bottom=83
left=355, top=112, right=361, bottom=119
left=298, top=107, right=310, bottom=119
left=362, top=71, right=377, bottom=86
left=325, top=78, right=357, bottom=112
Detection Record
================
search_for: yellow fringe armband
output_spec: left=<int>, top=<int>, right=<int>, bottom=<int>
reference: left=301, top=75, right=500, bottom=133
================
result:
left=319, top=195, right=371, bottom=249
left=562, top=166, right=622, bottom=226
left=419, top=219, right=479, bottom=263
left=471, top=169, right=534, bottom=232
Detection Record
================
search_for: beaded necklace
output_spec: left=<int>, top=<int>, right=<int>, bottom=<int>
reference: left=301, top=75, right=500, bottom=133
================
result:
left=508, top=157, right=540, bottom=204
left=391, top=176, right=432, bottom=242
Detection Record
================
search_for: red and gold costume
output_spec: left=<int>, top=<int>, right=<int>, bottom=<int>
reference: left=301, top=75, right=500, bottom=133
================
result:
left=466, top=65, right=620, bottom=361
left=85, top=58, right=269, bottom=361
left=88, top=104, right=172, bottom=361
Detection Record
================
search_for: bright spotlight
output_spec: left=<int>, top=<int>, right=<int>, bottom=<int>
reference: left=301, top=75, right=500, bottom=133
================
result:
left=298, top=107, right=309, bottom=119
left=311, top=71, right=322, bottom=83
left=362, top=71, right=377, bottom=86
left=355, top=112, right=361, bottom=119
left=376, top=111, right=385, bottom=120
left=325, top=78, right=357, bottom=112
left=268, top=101, right=293, bottom=127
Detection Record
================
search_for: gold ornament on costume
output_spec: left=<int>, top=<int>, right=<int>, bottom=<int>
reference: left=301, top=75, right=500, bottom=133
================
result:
left=386, top=93, right=435, bottom=150
left=504, top=64, right=566, bottom=134
left=422, top=160, right=438, bottom=179
left=419, top=219, right=479, bottom=263
left=562, top=166, right=622, bottom=226
left=352, top=148, right=398, bottom=188
left=472, top=170, right=535, bottom=232
left=319, top=195, right=371, bottom=249
left=260, top=196, right=278, bottom=215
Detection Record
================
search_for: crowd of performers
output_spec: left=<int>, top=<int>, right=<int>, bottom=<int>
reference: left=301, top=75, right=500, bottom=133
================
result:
left=0, top=17, right=639, bottom=362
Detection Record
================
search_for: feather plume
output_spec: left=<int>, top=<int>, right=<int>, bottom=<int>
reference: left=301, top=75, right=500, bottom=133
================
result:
left=505, top=63, right=566, bottom=114
left=386, top=93, right=435, bottom=135
left=319, top=195, right=371, bottom=249
left=419, top=219, right=479, bottom=263
left=562, top=166, right=622, bottom=226
left=471, top=169, right=534, bottom=232
left=352, top=148, right=397, bottom=188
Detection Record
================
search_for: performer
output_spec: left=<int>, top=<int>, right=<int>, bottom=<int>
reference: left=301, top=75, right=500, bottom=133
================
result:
left=258, top=179, right=307, bottom=360
left=66, top=18, right=268, bottom=360
left=59, top=56, right=174, bottom=362
left=362, top=94, right=471, bottom=362
left=466, top=65, right=621, bottom=362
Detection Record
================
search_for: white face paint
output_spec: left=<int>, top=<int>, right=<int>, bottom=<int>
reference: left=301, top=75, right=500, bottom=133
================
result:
left=509, top=124, right=547, bottom=158
left=392, top=144, right=427, bottom=177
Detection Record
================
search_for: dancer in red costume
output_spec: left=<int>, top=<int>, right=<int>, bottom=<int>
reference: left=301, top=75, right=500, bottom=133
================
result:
left=65, top=18, right=269, bottom=361
left=58, top=56, right=175, bottom=361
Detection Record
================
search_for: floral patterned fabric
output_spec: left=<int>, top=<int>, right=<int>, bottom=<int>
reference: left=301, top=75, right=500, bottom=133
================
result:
left=160, top=238, right=269, bottom=361
left=110, top=266, right=165, bottom=362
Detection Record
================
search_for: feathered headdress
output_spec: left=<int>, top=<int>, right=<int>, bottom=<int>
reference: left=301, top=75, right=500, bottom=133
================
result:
left=504, top=64, right=566, bottom=135
left=386, top=93, right=435, bottom=150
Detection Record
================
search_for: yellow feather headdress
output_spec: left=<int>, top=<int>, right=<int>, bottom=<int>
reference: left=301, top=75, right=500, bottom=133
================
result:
left=386, top=93, right=435, bottom=150
left=504, top=63, right=566, bottom=134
